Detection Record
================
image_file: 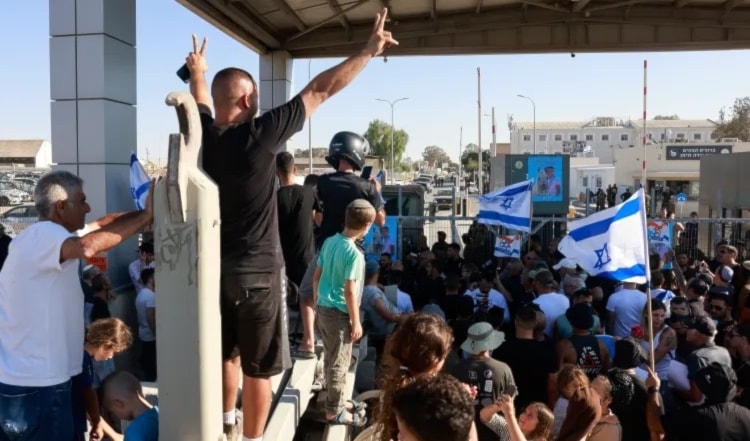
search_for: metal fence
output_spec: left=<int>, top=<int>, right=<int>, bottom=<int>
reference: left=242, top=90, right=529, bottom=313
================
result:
left=391, top=215, right=750, bottom=264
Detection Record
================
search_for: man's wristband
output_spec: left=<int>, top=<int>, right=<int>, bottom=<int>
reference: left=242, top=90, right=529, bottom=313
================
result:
left=648, top=387, right=659, bottom=394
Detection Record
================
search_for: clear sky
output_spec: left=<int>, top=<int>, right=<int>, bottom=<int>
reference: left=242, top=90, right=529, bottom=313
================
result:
left=2, top=0, right=749, bottom=165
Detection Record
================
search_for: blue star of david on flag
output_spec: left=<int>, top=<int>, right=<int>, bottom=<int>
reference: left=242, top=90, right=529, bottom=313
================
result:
left=558, top=189, right=649, bottom=284
left=594, top=243, right=612, bottom=270
left=500, top=198, right=514, bottom=210
left=477, top=180, right=533, bottom=232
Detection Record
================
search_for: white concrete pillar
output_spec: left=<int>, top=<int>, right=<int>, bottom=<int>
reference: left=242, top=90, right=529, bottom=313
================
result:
left=259, top=51, right=295, bottom=151
left=49, top=0, right=138, bottom=287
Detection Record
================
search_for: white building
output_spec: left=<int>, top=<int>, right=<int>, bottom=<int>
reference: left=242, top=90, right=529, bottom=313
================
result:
left=0, top=140, right=53, bottom=169
left=510, top=117, right=718, bottom=163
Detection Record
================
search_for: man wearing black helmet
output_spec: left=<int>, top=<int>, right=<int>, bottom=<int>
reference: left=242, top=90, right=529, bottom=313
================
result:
left=185, top=8, right=398, bottom=441
left=295, top=132, right=386, bottom=359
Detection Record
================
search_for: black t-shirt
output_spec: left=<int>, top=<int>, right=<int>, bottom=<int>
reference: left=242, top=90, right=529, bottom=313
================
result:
left=276, top=184, right=318, bottom=276
left=201, top=96, right=306, bottom=271
left=315, top=171, right=382, bottom=250
left=607, top=369, right=649, bottom=441
left=493, top=338, right=556, bottom=407
left=665, top=402, right=750, bottom=441
left=448, top=357, right=515, bottom=441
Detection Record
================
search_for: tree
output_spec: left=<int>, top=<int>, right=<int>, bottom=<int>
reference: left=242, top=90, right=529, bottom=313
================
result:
left=653, top=115, right=679, bottom=120
left=422, top=146, right=452, bottom=168
left=363, top=119, right=409, bottom=170
left=461, top=149, right=489, bottom=173
left=463, top=143, right=479, bottom=153
left=713, top=97, right=750, bottom=141
left=294, top=147, right=328, bottom=158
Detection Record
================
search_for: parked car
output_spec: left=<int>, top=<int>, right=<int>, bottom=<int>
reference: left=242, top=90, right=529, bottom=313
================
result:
left=0, top=204, right=37, bottom=234
left=0, top=181, right=28, bottom=206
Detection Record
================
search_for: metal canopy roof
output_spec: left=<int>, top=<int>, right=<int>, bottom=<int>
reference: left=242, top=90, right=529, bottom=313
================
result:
left=176, top=0, right=750, bottom=57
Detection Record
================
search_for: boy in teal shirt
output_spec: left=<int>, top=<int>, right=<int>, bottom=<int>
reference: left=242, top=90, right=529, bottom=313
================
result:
left=313, top=199, right=376, bottom=427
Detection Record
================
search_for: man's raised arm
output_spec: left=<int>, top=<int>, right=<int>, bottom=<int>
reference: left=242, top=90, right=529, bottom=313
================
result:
left=186, top=35, right=212, bottom=114
left=299, top=8, right=398, bottom=118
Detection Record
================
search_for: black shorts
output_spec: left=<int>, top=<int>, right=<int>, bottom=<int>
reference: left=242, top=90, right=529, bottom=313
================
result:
left=220, top=268, right=292, bottom=377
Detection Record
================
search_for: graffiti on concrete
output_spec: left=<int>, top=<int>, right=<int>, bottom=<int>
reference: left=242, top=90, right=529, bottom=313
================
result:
left=157, top=222, right=197, bottom=286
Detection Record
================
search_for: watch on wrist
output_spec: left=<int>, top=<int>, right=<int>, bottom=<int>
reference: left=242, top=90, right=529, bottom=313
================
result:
left=648, top=387, right=659, bottom=394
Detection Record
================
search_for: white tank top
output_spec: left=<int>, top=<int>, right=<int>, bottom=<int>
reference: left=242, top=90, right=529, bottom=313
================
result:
left=641, top=327, right=673, bottom=380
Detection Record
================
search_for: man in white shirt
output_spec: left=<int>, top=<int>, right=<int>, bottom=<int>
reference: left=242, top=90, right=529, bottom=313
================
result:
left=0, top=170, right=154, bottom=441
left=128, top=241, right=155, bottom=291
left=531, top=269, right=570, bottom=338
left=606, top=281, right=648, bottom=337
left=466, top=272, right=510, bottom=323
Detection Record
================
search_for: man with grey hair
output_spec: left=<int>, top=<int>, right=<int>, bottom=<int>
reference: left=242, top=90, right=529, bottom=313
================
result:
left=0, top=170, right=155, bottom=441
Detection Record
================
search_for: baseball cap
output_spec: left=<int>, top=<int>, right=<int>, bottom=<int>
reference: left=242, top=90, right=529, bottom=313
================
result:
left=553, top=258, right=577, bottom=271
left=687, top=313, right=717, bottom=337
left=533, top=269, right=556, bottom=286
left=693, top=362, right=737, bottom=404
left=565, top=303, right=595, bottom=330
left=613, top=337, right=647, bottom=369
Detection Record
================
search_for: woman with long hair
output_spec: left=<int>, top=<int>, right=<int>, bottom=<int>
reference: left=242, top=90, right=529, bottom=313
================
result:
left=555, top=387, right=601, bottom=441
left=375, top=313, right=456, bottom=441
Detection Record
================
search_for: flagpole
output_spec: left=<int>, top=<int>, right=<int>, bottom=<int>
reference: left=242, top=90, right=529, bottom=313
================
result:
left=639, top=188, right=656, bottom=373
left=642, top=60, right=648, bottom=193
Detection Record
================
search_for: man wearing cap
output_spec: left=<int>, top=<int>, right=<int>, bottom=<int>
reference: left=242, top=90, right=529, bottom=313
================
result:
left=647, top=362, right=750, bottom=440
left=680, top=312, right=733, bottom=404
left=531, top=269, right=570, bottom=339
left=552, top=257, right=580, bottom=280
left=556, top=303, right=609, bottom=379
left=448, top=322, right=515, bottom=441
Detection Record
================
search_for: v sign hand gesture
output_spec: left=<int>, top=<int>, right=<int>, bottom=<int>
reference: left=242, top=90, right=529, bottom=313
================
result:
left=363, top=8, right=399, bottom=57
left=186, top=34, right=208, bottom=75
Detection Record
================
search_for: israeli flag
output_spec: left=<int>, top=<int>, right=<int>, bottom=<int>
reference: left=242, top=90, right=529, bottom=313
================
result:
left=495, top=235, right=521, bottom=258
left=558, top=189, right=648, bottom=284
left=477, top=180, right=533, bottom=232
left=129, top=152, right=150, bottom=210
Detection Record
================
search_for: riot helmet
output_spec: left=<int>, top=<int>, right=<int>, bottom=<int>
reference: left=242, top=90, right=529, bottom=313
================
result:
left=325, top=131, right=370, bottom=171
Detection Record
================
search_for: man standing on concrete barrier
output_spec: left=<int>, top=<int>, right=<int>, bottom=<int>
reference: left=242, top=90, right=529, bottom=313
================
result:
left=185, top=8, right=398, bottom=441
left=0, top=170, right=155, bottom=441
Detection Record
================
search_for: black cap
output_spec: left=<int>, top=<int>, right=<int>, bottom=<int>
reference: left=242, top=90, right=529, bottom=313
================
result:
left=565, top=303, right=595, bottom=330
left=613, top=337, right=647, bottom=369
left=694, top=362, right=737, bottom=404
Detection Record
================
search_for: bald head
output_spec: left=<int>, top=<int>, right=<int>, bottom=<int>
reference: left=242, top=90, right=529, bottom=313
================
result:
left=211, top=67, right=258, bottom=115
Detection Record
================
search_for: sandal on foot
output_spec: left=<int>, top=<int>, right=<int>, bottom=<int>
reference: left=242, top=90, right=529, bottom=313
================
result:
left=327, top=408, right=367, bottom=427
left=292, top=347, right=316, bottom=359
left=346, top=399, right=367, bottom=412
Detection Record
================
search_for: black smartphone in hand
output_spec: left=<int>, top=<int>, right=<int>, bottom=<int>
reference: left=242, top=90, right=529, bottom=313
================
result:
left=177, top=63, right=191, bottom=83
left=361, top=166, right=373, bottom=180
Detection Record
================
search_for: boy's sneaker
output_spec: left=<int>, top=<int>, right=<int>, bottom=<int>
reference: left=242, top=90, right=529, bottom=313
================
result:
left=223, top=410, right=242, bottom=441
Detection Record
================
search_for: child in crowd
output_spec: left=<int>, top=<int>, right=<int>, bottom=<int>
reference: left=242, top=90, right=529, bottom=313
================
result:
left=376, top=313, right=457, bottom=441
left=392, top=373, right=475, bottom=441
left=313, top=199, right=376, bottom=427
left=100, top=371, right=159, bottom=441
left=72, top=317, right=133, bottom=441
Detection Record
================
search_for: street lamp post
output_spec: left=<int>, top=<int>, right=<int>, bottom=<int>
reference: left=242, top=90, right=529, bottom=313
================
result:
left=517, top=94, right=537, bottom=154
left=376, top=97, right=409, bottom=183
